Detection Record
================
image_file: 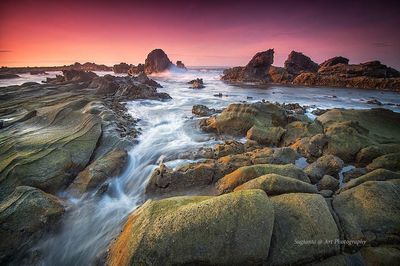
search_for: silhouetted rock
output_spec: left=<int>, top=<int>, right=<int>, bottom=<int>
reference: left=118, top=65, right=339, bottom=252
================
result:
left=113, top=62, right=131, bottom=74
left=319, top=56, right=349, bottom=68
left=222, top=49, right=274, bottom=82
left=284, top=51, right=319, bottom=75
left=144, top=49, right=173, bottom=74
left=176, top=60, right=187, bottom=70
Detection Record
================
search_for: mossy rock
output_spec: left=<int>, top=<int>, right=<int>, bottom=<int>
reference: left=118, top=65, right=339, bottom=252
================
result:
left=267, top=193, right=340, bottom=265
left=200, top=102, right=287, bottom=136
left=282, top=121, right=323, bottom=146
left=339, top=169, right=400, bottom=192
left=216, top=164, right=310, bottom=194
left=333, top=180, right=400, bottom=246
left=234, top=173, right=317, bottom=195
left=0, top=186, right=65, bottom=264
left=366, top=152, right=400, bottom=172
left=246, top=125, right=286, bottom=146
left=304, top=155, right=344, bottom=183
left=107, top=189, right=274, bottom=266
left=356, top=144, right=400, bottom=166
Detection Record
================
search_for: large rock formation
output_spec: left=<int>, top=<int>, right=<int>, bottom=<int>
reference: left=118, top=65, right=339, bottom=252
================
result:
left=144, top=49, right=173, bottom=74
left=222, top=49, right=400, bottom=90
left=106, top=189, right=274, bottom=266
left=113, top=62, right=132, bottom=74
left=284, top=51, right=319, bottom=75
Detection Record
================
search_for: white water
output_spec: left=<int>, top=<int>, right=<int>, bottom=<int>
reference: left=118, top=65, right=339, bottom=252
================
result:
left=2, top=68, right=399, bottom=265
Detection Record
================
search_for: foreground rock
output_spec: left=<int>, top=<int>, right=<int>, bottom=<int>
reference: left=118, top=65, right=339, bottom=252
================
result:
left=268, top=193, right=340, bottom=265
left=107, top=189, right=274, bottom=266
left=0, top=186, right=64, bottom=264
left=222, top=49, right=400, bottom=90
left=304, top=155, right=344, bottom=183
left=234, top=173, right=317, bottom=195
left=216, top=164, right=310, bottom=194
left=333, top=180, right=400, bottom=246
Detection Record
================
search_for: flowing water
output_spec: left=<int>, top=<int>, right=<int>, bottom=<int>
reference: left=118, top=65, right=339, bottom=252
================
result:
left=1, top=68, right=400, bottom=265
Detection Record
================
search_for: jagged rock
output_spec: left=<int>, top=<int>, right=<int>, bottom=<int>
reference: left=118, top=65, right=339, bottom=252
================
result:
left=67, top=149, right=128, bottom=197
left=333, top=180, right=400, bottom=246
left=106, top=189, right=274, bottom=266
left=176, top=60, right=187, bottom=70
left=268, top=193, right=340, bottom=265
left=144, top=49, right=173, bottom=74
left=134, top=72, right=162, bottom=88
left=0, top=186, right=64, bottom=264
left=188, top=78, right=205, bottom=89
left=216, top=164, right=310, bottom=194
left=284, top=51, right=319, bottom=75
left=221, top=49, right=274, bottom=82
left=304, top=155, right=344, bottom=183
left=268, top=66, right=293, bottom=83
left=192, top=104, right=217, bottom=117
left=319, top=56, right=349, bottom=68
left=127, top=64, right=144, bottom=76
left=113, top=62, right=131, bottom=74
left=234, top=173, right=317, bottom=195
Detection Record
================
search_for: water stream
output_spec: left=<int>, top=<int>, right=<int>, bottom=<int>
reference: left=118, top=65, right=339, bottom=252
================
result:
left=2, top=68, right=399, bottom=265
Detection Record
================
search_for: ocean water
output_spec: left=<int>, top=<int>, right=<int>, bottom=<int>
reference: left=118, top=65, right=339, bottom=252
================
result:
left=1, top=68, right=400, bottom=265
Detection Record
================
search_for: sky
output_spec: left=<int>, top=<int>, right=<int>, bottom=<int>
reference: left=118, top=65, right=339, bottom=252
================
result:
left=1, top=0, right=400, bottom=68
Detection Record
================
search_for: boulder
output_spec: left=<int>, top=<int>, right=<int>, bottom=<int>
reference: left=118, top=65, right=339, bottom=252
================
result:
left=106, top=189, right=274, bottom=266
left=0, top=186, right=64, bottom=264
left=317, top=175, right=340, bottom=191
left=282, top=121, right=323, bottom=146
left=188, top=78, right=205, bottom=89
left=333, top=180, right=400, bottom=246
left=284, top=51, right=319, bottom=75
left=359, top=246, right=400, bottom=265
left=216, top=164, right=310, bottom=194
left=144, top=49, right=173, bottom=74
left=200, top=102, right=287, bottom=136
left=292, top=133, right=328, bottom=160
left=319, top=56, right=349, bottom=68
left=304, top=155, right=344, bottom=183
left=176, top=60, right=187, bottom=70
left=113, top=62, right=131, bottom=74
left=356, top=144, right=400, bottom=166
left=366, top=152, right=400, bottom=172
left=67, top=149, right=128, bottom=197
left=340, top=169, right=400, bottom=192
left=343, top=167, right=368, bottom=183
left=192, top=104, right=217, bottom=117
left=267, top=193, right=340, bottom=265
left=234, top=173, right=317, bottom=195
left=246, top=125, right=285, bottom=146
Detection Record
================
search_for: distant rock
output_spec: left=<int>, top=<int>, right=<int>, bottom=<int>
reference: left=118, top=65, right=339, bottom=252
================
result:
left=29, top=70, right=47, bottom=75
left=0, top=73, right=20, bottom=79
left=319, top=56, right=349, bottom=68
left=222, top=49, right=274, bottom=82
left=176, top=60, right=187, bottom=70
left=284, top=51, right=319, bottom=75
left=144, top=49, right=173, bottom=74
left=127, top=64, right=144, bottom=76
left=188, top=78, right=204, bottom=88
left=113, top=62, right=131, bottom=74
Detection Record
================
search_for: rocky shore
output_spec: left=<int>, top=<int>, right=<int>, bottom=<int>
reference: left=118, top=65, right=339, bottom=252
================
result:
left=222, top=49, right=400, bottom=91
left=109, top=101, right=400, bottom=265
left=1, top=49, right=399, bottom=266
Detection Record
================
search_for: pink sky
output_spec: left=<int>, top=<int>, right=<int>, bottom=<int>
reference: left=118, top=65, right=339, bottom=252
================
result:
left=1, top=0, right=400, bottom=68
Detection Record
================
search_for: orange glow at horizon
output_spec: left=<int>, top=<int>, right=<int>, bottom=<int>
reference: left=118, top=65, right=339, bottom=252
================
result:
left=1, top=0, right=400, bottom=68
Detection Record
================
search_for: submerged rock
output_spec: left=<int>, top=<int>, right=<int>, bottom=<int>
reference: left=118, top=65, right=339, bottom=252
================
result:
left=192, top=104, right=217, bottom=117
left=0, top=186, right=64, bottom=264
left=106, top=189, right=274, bottom=266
